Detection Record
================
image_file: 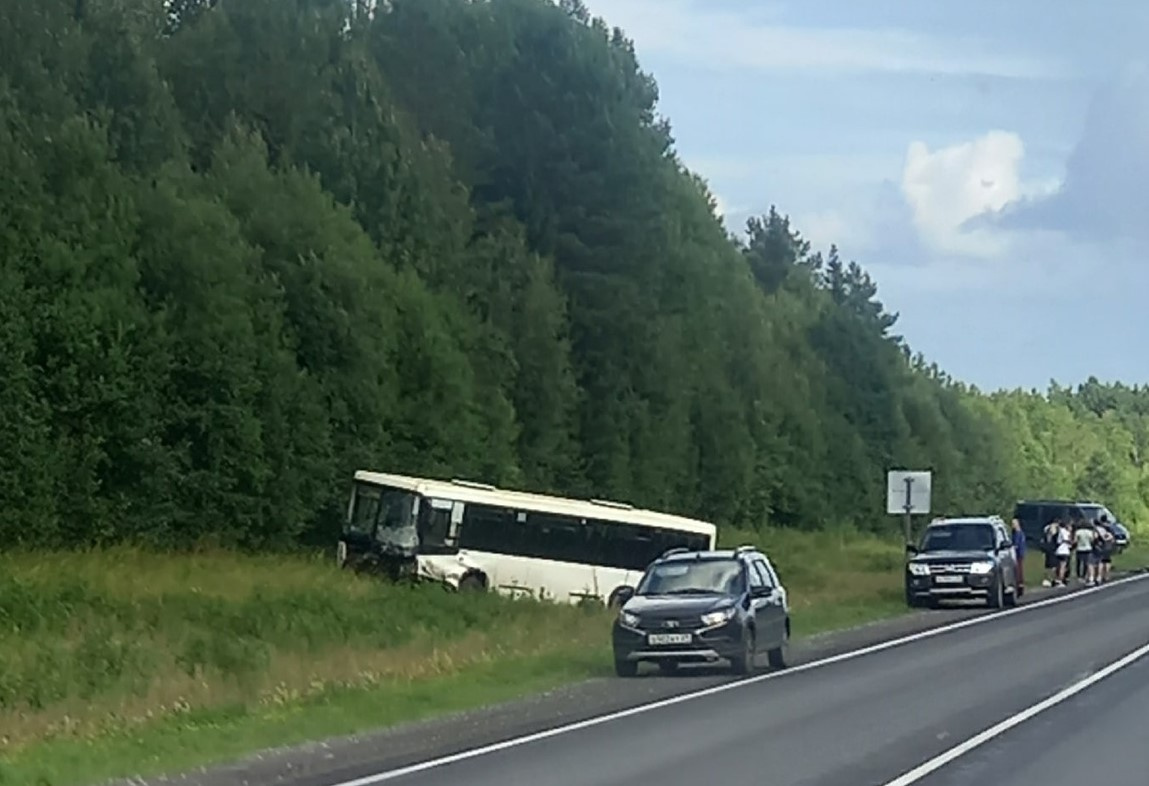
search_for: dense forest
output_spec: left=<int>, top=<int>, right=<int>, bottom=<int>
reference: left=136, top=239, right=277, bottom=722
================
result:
left=1, top=0, right=1146, bottom=550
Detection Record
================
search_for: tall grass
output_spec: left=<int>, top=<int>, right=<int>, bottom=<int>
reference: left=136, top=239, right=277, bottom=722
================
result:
left=0, top=548, right=611, bottom=750
left=721, top=525, right=906, bottom=634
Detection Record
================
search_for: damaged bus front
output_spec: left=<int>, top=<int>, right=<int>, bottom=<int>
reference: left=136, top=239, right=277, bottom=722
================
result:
left=339, top=477, right=450, bottom=580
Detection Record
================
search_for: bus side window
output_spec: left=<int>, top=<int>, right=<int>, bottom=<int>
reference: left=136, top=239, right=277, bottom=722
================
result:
left=459, top=504, right=520, bottom=553
left=527, top=513, right=594, bottom=564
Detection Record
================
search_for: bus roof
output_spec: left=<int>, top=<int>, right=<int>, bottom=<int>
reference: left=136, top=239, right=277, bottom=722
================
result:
left=352, top=470, right=716, bottom=536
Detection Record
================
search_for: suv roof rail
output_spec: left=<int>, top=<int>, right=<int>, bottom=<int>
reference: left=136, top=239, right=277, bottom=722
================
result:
left=450, top=478, right=497, bottom=491
left=734, top=544, right=758, bottom=553
left=659, top=547, right=692, bottom=560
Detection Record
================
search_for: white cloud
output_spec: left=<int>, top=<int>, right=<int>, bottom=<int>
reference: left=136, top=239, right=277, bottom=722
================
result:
left=899, top=131, right=1058, bottom=258
left=584, top=0, right=1062, bottom=78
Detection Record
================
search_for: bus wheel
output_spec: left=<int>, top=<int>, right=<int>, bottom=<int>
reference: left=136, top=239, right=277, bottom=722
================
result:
left=457, top=573, right=486, bottom=593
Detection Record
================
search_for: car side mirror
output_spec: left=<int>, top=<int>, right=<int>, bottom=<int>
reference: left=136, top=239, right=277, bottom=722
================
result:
left=610, top=586, right=635, bottom=607
left=905, top=544, right=919, bottom=556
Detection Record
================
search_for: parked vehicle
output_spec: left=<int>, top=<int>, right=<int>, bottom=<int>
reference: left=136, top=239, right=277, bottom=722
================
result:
left=905, top=516, right=1022, bottom=609
left=610, top=546, right=790, bottom=677
left=1013, top=499, right=1130, bottom=552
left=337, top=470, right=717, bottom=607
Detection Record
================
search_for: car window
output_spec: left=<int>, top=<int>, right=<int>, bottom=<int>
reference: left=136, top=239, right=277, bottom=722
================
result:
left=761, top=558, right=782, bottom=587
left=636, top=558, right=745, bottom=596
left=920, top=524, right=995, bottom=552
left=747, top=560, right=772, bottom=589
left=748, top=561, right=767, bottom=590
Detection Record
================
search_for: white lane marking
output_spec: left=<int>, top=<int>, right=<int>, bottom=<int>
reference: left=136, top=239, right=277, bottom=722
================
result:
left=881, top=638, right=1149, bottom=785
left=331, top=572, right=1149, bottom=786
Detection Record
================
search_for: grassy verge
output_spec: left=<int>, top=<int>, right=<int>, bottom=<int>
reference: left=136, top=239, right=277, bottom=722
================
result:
left=1, top=531, right=1145, bottom=786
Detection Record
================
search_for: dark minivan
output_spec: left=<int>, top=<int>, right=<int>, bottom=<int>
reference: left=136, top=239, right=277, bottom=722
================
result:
left=1013, top=499, right=1129, bottom=551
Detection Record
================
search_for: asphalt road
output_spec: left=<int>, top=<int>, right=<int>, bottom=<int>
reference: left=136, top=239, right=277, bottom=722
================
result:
left=911, top=648, right=1149, bottom=786
left=328, top=575, right=1149, bottom=786
left=125, top=573, right=1149, bottom=786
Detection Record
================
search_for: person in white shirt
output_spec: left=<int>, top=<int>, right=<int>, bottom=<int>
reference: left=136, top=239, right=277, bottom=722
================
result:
left=1073, top=521, right=1096, bottom=585
left=1054, top=521, right=1073, bottom=586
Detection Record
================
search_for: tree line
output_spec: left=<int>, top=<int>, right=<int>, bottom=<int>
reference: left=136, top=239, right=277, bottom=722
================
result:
left=0, top=0, right=1145, bottom=550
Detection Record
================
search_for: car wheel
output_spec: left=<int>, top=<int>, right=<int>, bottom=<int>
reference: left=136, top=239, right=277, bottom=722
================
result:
left=1004, top=580, right=1019, bottom=607
left=987, top=576, right=1003, bottom=609
left=768, top=626, right=789, bottom=670
left=730, top=629, right=755, bottom=676
left=614, top=659, right=638, bottom=678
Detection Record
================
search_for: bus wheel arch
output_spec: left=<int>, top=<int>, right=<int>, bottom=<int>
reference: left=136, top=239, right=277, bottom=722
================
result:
left=457, top=571, right=488, bottom=593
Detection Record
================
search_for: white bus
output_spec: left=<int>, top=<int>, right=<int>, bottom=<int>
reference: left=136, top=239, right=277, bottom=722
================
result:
left=337, top=470, right=717, bottom=607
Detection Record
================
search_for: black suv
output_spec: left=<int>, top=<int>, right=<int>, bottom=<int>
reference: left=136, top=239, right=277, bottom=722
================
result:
left=610, top=546, right=791, bottom=677
left=905, top=516, right=1022, bottom=609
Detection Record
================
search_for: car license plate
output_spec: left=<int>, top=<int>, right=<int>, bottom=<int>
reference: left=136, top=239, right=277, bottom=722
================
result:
left=935, top=575, right=965, bottom=584
left=647, top=633, right=692, bottom=646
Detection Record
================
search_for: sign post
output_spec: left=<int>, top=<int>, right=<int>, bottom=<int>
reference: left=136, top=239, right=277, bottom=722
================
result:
left=887, top=470, right=932, bottom=548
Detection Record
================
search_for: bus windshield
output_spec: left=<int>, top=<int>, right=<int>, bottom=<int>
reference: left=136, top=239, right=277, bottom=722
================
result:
left=346, top=482, right=419, bottom=556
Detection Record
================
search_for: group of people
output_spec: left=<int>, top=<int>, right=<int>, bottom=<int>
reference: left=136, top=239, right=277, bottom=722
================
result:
left=1032, top=515, right=1119, bottom=588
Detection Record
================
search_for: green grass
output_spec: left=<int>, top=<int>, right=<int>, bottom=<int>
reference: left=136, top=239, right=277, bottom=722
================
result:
left=720, top=526, right=908, bottom=635
left=1, top=530, right=1145, bottom=786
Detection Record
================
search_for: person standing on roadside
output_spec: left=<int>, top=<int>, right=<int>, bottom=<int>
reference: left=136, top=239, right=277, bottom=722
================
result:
left=1011, top=518, right=1027, bottom=592
left=1095, top=517, right=1116, bottom=583
left=1041, top=518, right=1061, bottom=587
left=1074, top=519, right=1096, bottom=584
left=1054, top=519, right=1073, bottom=586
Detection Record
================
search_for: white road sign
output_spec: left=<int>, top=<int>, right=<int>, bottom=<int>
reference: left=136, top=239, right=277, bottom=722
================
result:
left=887, top=470, right=932, bottom=515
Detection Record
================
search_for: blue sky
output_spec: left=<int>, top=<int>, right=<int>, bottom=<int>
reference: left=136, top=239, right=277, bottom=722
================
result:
left=582, top=0, right=1149, bottom=392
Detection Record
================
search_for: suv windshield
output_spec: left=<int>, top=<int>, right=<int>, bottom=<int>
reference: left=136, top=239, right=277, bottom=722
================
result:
left=920, top=524, right=995, bottom=553
left=636, top=558, right=745, bottom=596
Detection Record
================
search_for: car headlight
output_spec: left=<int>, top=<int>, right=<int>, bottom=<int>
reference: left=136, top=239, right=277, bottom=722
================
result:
left=907, top=562, right=930, bottom=576
left=968, top=560, right=995, bottom=575
left=618, top=610, right=640, bottom=628
left=700, top=607, right=736, bottom=627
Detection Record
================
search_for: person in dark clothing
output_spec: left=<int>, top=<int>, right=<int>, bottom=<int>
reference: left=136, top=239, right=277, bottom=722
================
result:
left=1095, top=516, right=1117, bottom=583
left=1011, top=518, right=1027, bottom=591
